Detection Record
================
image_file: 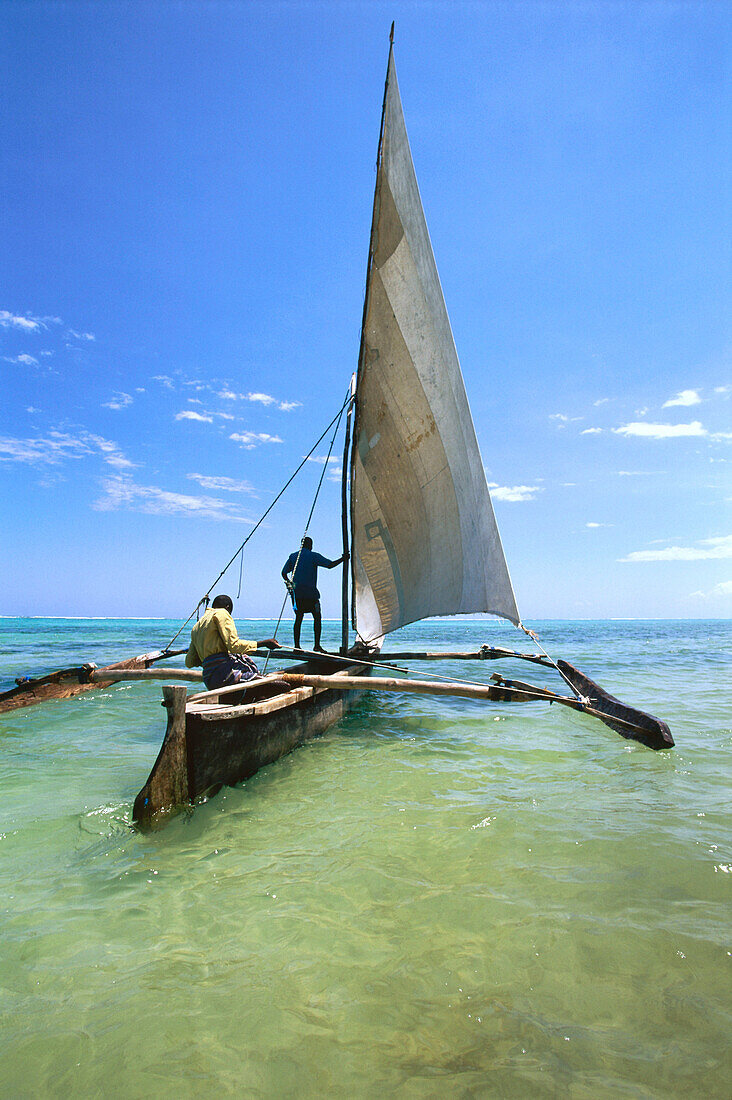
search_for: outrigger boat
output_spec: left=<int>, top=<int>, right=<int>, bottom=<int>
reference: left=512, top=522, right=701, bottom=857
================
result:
left=1, top=30, right=672, bottom=827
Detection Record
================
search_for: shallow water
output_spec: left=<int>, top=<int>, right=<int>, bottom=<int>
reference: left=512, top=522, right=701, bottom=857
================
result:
left=1, top=618, right=730, bottom=1097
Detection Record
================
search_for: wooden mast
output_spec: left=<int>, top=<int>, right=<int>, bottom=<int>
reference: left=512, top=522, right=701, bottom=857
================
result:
left=340, top=374, right=356, bottom=654
left=349, top=23, right=395, bottom=633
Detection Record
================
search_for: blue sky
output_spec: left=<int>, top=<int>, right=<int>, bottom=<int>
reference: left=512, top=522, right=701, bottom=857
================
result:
left=1, top=0, right=730, bottom=625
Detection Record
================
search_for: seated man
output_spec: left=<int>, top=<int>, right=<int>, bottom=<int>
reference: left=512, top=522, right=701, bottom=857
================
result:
left=281, top=537, right=345, bottom=652
left=185, top=594, right=282, bottom=692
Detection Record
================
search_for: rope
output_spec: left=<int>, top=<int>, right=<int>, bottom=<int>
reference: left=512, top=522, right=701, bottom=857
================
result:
left=163, top=392, right=352, bottom=653
left=263, top=394, right=347, bottom=674
left=518, top=622, right=589, bottom=703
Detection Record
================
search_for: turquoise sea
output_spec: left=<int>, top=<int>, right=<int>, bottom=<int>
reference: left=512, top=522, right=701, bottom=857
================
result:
left=1, top=617, right=730, bottom=1098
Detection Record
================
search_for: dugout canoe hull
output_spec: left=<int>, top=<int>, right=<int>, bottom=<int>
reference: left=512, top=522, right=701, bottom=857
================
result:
left=557, top=659, right=673, bottom=749
left=0, top=654, right=165, bottom=715
left=132, top=658, right=373, bottom=829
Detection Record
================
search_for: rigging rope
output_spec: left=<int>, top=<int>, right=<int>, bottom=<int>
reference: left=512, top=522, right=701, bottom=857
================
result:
left=163, top=392, right=352, bottom=653
left=517, top=622, right=588, bottom=703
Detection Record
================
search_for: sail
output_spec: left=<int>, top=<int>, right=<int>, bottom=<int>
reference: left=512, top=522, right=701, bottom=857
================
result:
left=350, top=51, right=520, bottom=642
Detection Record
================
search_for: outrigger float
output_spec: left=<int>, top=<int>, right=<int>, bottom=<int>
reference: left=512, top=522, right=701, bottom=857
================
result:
left=1, top=29, right=672, bottom=828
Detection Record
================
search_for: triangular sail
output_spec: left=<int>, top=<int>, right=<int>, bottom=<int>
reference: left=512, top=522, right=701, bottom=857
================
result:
left=350, top=50, right=520, bottom=642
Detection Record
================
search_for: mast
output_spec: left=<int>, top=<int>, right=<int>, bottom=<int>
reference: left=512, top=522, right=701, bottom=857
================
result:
left=340, top=375, right=356, bottom=654
left=350, top=23, right=395, bottom=631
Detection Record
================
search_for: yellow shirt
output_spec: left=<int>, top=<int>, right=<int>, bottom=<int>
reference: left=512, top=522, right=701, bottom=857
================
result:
left=185, top=608, right=258, bottom=667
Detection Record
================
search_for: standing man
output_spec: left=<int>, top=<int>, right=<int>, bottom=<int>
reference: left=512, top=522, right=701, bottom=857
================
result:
left=281, top=537, right=346, bottom=652
left=185, top=594, right=282, bottom=690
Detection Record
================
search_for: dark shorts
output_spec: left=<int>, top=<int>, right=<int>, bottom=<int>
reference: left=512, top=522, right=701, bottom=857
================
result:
left=294, top=595, right=320, bottom=615
left=202, top=652, right=260, bottom=691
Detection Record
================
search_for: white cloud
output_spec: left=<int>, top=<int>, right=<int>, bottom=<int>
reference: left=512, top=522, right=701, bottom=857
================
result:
left=306, top=455, right=340, bottom=465
left=581, top=427, right=602, bottom=435
left=217, top=389, right=300, bottom=412
left=663, top=389, right=701, bottom=408
left=3, top=353, right=39, bottom=366
left=614, top=420, right=706, bottom=439
left=487, top=483, right=543, bottom=502
left=586, top=522, right=613, bottom=528
left=230, top=431, right=283, bottom=449
left=103, top=391, right=133, bottom=411
left=187, top=473, right=257, bottom=494
left=0, top=310, right=41, bottom=332
left=620, top=534, right=732, bottom=563
left=153, top=375, right=175, bottom=389
left=66, top=329, right=95, bottom=342
left=714, top=385, right=730, bottom=396
left=0, top=430, right=133, bottom=469
left=593, top=398, right=610, bottom=407
left=94, top=475, right=251, bottom=522
left=175, top=410, right=213, bottom=423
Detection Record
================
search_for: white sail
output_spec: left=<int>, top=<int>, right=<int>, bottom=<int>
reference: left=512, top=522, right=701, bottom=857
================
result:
left=351, top=51, right=520, bottom=642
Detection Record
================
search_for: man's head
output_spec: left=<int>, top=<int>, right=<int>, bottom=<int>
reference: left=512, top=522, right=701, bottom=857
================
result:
left=301, top=536, right=313, bottom=550
left=211, top=594, right=234, bottom=614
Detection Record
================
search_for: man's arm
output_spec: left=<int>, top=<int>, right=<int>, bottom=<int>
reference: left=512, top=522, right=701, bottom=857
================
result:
left=216, top=610, right=281, bottom=654
left=185, top=640, right=201, bottom=668
left=281, top=552, right=296, bottom=581
left=314, top=552, right=347, bottom=570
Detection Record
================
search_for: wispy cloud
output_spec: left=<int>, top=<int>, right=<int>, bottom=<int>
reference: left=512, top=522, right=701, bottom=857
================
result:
left=217, top=389, right=301, bottom=412
left=663, top=389, right=701, bottom=408
left=581, top=427, right=602, bottom=435
left=487, top=483, right=543, bottom=502
left=620, top=534, right=732, bottom=563
left=0, top=310, right=41, bottom=332
left=586, top=522, right=613, bottom=528
left=94, top=475, right=252, bottom=522
left=175, top=410, right=213, bottom=423
left=690, top=580, right=732, bottom=600
left=614, top=421, right=706, bottom=439
left=550, top=413, right=582, bottom=428
left=3, top=353, right=39, bottom=366
left=246, top=392, right=277, bottom=406
left=230, top=431, right=283, bottom=449
left=153, top=375, right=175, bottom=389
left=0, top=430, right=134, bottom=469
left=103, top=391, right=133, bottom=411
left=187, top=473, right=257, bottom=494
left=593, top=398, right=610, bottom=407
left=66, top=329, right=95, bottom=342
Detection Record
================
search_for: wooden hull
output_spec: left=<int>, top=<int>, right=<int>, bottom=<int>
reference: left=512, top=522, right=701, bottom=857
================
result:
left=557, top=659, right=674, bottom=749
left=133, top=660, right=372, bottom=829
left=0, top=654, right=162, bottom=715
